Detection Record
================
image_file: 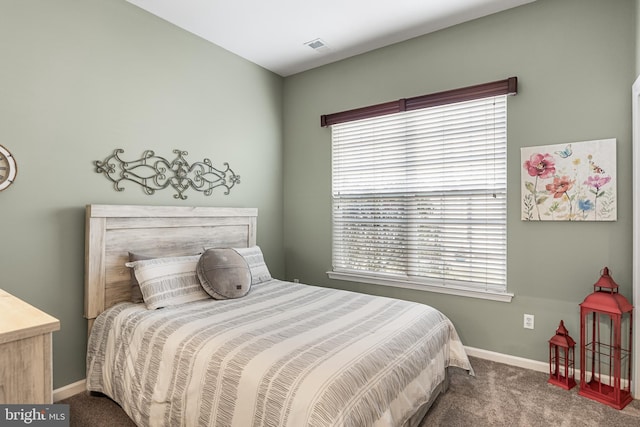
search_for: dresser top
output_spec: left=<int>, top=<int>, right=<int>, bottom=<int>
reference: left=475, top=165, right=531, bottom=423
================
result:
left=0, top=289, right=60, bottom=344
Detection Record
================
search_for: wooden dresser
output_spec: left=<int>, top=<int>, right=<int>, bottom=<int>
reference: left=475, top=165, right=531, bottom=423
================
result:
left=0, top=289, right=60, bottom=404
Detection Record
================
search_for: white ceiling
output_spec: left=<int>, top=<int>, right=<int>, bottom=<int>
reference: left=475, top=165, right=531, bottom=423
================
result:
left=126, top=0, right=536, bottom=77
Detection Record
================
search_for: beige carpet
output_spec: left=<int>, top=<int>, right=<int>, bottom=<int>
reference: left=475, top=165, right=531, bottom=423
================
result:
left=60, top=356, right=640, bottom=426
left=421, top=357, right=640, bottom=427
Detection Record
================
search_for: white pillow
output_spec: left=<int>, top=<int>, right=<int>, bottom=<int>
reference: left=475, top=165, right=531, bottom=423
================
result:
left=126, top=255, right=210, bottom=309
left=232, top=246, right=272, bottom=285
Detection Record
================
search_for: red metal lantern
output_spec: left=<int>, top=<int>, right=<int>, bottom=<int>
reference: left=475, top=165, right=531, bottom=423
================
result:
left=548, top=320, right=576, bottom=390
left=579, top=267, right=633, bottom=410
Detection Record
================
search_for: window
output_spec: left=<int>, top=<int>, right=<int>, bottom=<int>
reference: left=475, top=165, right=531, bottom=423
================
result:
left=323, top=78, right=517, bottom=302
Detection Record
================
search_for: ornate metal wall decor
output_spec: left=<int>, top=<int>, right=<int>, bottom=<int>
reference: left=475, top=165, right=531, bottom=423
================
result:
left=95, top=149, right=240, bottom=199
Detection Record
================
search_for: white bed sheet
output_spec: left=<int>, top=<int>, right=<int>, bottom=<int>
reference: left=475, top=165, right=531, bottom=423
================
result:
left=87, top=279, right=473, bottom=426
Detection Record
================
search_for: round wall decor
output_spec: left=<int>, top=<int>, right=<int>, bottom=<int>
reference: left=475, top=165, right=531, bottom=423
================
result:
left=0, top=144, right=17, bottom=191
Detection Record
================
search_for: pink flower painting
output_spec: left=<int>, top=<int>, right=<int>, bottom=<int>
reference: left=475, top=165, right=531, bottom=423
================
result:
left=545, top=176, right=574, bottom=198
left=524, top=153, right=556, bottom=179
left=521, top=139, right=616, bottom=221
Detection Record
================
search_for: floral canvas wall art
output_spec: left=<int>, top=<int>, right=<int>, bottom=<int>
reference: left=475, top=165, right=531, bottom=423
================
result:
left=521, top=138, right=616, bottom=221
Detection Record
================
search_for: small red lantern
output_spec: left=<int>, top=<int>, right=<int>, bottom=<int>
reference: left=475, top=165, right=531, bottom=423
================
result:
left=579, top=267, right=633, bottom=410
left=548, top=320, right=576, bottom=390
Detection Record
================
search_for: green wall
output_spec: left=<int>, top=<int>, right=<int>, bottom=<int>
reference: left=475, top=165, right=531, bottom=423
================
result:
left=283, top=0, right=636, bottom=363
left=0, top=0, right=284, bottom=389
left=637, top=0, right=640, bottom=75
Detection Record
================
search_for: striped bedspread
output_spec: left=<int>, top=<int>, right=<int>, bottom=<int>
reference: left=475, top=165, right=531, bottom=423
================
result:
left=87, top=280, right=472, bottom=427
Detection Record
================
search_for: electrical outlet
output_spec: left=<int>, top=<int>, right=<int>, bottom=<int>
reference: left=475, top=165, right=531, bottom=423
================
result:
left=524, top=314, right=535, bottom=329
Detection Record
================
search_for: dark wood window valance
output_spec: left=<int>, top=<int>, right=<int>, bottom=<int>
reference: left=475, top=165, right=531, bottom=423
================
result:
left=320, top=76, right=517, bottom=127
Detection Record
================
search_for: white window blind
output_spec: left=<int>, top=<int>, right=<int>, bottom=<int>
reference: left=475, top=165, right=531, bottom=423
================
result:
left=331, top=95, right=508, bottom=296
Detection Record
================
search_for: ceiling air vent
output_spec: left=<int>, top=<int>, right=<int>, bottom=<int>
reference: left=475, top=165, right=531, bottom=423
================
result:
left=304, top=38, right=330, bottom=53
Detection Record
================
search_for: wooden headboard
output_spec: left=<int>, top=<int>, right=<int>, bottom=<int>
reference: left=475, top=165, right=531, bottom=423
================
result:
left=84, top=204, right=258, bottom=330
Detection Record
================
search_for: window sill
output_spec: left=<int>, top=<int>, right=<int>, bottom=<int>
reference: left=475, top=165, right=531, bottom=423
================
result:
left=327, top=270, right=514, bottom=303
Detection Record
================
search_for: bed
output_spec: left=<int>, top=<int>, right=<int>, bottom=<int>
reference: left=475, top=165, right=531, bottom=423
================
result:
left=84, top=204, right=473, bottom=427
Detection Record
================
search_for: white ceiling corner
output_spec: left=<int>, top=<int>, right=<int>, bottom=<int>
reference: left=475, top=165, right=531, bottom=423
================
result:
left=125, top=0, right=536, bottom=77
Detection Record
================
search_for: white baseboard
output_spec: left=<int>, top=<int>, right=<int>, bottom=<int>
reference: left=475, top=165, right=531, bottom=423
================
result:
left=465, top=346, right=549, bottom=373
left=53, top=379, right=86, bottom=402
